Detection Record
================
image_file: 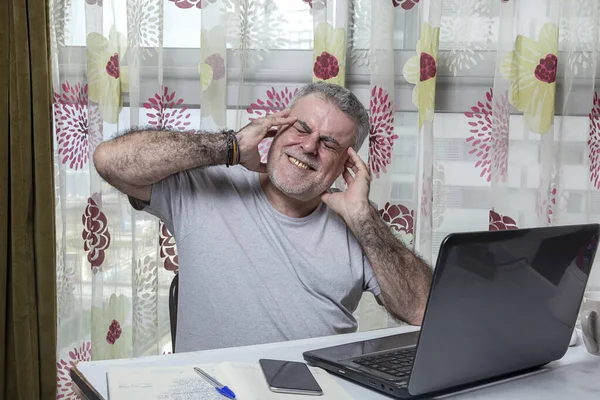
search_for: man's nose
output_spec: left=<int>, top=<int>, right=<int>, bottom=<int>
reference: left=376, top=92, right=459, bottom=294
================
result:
left=300, top=133, right=319, bottom=155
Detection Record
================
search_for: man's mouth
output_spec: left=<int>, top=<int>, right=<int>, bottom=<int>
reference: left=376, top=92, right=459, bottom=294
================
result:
left=288, top=156, right=314, bottom=170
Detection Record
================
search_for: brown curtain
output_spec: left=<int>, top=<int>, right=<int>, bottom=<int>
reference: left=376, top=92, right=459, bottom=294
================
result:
left=1, top=0, right=57, bottom=399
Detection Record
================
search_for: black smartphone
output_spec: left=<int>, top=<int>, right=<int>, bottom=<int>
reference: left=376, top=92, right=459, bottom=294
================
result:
left=258, top=358, right=323, bottom=396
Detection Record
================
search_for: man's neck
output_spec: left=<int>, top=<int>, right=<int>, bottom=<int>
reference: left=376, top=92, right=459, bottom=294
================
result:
left=259, top=174, right=321, bottom=218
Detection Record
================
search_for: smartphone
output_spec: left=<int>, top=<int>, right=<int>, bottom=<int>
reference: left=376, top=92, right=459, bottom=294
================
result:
left=258, top=358, right=323, bottom=396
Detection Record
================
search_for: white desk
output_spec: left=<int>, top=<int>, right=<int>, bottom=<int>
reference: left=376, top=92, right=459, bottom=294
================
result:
left=72, top=326, right=600, bottom=399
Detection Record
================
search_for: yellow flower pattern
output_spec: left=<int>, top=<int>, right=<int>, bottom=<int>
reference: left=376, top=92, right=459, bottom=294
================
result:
left=402, top=22, right=440, bottom=129
left=313, top=22, right=346, bottom=86
left=500, top=23, right=559, bottom=134
left=86, top=27, right=129, bottom=124
left=91, top=294, right=132, bottom=360
left=198, top=25, right=227, bottom=127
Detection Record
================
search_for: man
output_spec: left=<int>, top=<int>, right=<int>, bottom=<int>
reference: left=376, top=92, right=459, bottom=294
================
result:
left=93, top=82, right=432, bottom=353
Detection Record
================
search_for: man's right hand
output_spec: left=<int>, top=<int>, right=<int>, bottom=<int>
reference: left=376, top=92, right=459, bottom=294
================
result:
left=236, top=110, right=297, bottom=173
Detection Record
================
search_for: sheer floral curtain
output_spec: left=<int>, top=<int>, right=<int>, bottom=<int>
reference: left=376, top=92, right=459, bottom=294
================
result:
left=357, top=0, right=600, bottom=329
left=51, top=0, right=600, bottom=397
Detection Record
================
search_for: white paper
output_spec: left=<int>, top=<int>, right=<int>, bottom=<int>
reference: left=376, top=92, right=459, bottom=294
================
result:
left=107, top=364, right=224, bottom=400
left=107, top=362, right=353, bottom=400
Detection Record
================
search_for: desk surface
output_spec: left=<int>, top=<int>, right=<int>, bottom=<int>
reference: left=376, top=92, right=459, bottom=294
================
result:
left=73, top=326, right=600, bottom=399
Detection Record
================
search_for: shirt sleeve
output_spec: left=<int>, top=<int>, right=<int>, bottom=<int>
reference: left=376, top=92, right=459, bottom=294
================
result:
left=128, top=173, right=181, bottom=235
left=127, top=167, right=220, bottom=236
left=363, top=254, right=381, bottom=297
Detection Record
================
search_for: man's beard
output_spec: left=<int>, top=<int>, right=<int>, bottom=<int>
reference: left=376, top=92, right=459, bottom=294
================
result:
left=266, top=162, right=329, bottom=202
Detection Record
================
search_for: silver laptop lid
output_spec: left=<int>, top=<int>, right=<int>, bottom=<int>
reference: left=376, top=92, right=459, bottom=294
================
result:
left=408, top=224, right=599, bottom=395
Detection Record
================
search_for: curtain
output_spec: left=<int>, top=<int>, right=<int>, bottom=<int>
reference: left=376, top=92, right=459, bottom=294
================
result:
left=52, top=0, right=600, bottom=397
left=1, top=0, right=57, bottom=399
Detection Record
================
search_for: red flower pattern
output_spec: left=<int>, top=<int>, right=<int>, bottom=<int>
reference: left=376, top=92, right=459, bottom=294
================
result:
left=56, top=341, right=92, bottom=399
left=53, top=81, right=102, bottom=170
left=168, top=0, right=216, bottom=9
left=144, top=86, right=191, bottom=130
left=548, top=187, right=559, bottom=223
left=159, top=220, right=179, bottom=272
left=465, top=89, right=509, bottom=183
left=247, top=87, right=298, bottom=119
left=82, top=193, right=111, bottom=272
left=105, top=53, right=120, bottom=79
left=313, top=52, right=340, bottom=80
left=368, top=86, right=398, bottom=178
left=537, top=168, right=569, bottom=224
left=106, top=319, right=123, bottom=344
left=379, top=203, right=415, bottom=245
left=392, top=0, right=420, bottom=10
left=588, top=92, right=600, bottom=189
left=302, top=0, right=326, bottom=9
left=420, top=53, right=437, bottom=81
left=535, top=54, right=557, bottom=83
left=205, top=53, right=226, bottom=80
left=247, top=87, right=299, bottom=162
left=257, top=139, right=273, bottom=164
left=489, top=209, right=518, bottom=231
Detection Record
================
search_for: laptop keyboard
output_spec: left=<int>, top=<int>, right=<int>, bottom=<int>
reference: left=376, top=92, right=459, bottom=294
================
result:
left=352, top=347, right=416, bottom=380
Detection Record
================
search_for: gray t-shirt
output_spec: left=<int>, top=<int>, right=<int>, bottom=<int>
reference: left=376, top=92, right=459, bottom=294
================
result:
left=130, top=165, right=380, bottom=352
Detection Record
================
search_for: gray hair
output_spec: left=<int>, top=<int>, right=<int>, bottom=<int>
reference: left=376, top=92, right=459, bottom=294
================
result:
left=288, top=82, right=370, bottom=151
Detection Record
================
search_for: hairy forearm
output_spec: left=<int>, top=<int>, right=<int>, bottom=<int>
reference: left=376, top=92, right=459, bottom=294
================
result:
left=349, top=206, right=433, bottom=325
left=94, top=128, right=228, bottom=186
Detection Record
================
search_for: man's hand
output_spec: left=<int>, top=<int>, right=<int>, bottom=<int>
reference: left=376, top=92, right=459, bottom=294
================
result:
left=321, top=147, right=372, bottom=227
left=323, top=149, right=432, bottom=325
left=236, top=110, right=297, bottom=173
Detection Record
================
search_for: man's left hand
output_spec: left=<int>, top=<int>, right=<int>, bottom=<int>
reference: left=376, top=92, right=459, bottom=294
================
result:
left=321, top=147, right=373, bottom=227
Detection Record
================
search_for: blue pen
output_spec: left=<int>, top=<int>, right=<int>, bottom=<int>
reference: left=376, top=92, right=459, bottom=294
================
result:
left=193, top=366, right=236, bottom=399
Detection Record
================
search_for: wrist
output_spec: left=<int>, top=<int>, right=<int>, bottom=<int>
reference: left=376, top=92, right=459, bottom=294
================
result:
left=221, top=130, right=240, bottom=167
left=188, top=131, right=229, bottom=168
left=235, top=129, right=255, bottom=167
left=346, top=203, right=379, bottom=232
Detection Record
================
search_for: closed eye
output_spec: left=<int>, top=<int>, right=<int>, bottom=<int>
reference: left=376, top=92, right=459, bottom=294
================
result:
left=321, top=140, right=336, bottom=150
left=296, top=120, right=312, bottom=134
left=321, top=137, right=340, bottom=151
left=293, top=126, right=309, bottom=136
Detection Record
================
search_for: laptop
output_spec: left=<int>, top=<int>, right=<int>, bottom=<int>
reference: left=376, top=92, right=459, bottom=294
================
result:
left=303, top=224, right=600, bottom=399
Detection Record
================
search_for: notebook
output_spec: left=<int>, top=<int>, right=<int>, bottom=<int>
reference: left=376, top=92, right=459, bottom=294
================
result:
left=106, top=361, right=353, bottom=400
